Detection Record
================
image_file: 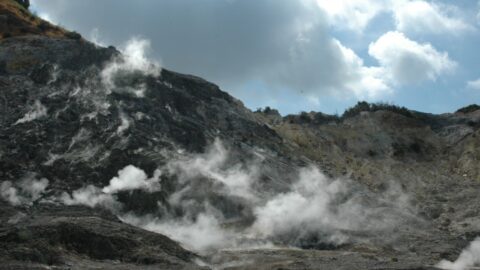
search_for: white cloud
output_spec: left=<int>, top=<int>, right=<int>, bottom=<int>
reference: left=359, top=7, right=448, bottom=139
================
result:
left=315, top=0, right=473, bottom=35
left=437, top=237, right=480, bottom=270
left=369, top=31, right=456, bottom=84
left=394, top=1, right=473, bottom=35
left=315, top=0, right=387, bottom=32
left=266, top=23, right=391, bottom=99
left=33, top=0, right=394, bottom=103
left=467, top=78, right=480, bottom=90
left=334, top=40, right=391, bottom=98
left=31, top=0, right=476, bottom=112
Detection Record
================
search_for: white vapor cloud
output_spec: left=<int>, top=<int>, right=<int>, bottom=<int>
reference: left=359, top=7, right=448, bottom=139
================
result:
left=250, top=167, right=352, bottom=243
left=166, top=138, right=259, bottom=201
left=61, top=185, right=119, bottom=209
left=115, top=112, right=131, bottom=135
left=15, top=100, right=48, bottom=125
left=90, top=28, right=106, bottom=47
left=122, top=211, right=237, bottom=252
left=0, top=177, right=49, bottom=206
left=61, top=165, right=161, bottom=208
left=0, top=181, right=21, bottom=206
left=101, top=38, right=160, bottom=95
left=250, top=167, right=413, bottom=246
left=58, top=139, right=416, bottom=254
left=467, top=78, right=480, bottom=90
left=102, top=165, right=161, bottom=193
left=437, top=238, right=480, bottom=270
left=369, top=31, right=457, bottom=85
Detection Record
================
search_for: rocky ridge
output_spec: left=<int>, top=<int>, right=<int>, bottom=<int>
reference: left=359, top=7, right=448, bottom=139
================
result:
left=0, top=1, right=479, bottom=269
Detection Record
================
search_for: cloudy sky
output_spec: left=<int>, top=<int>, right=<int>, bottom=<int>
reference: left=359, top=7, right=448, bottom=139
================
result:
left=32, top=0, right=480, bottom=115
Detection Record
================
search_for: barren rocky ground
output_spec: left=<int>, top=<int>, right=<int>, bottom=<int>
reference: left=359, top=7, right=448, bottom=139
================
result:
left=0, top=1, right=479, bottom=269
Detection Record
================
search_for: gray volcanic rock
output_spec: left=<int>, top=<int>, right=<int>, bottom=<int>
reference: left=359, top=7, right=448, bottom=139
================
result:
left=1, top=3, right=480, bottom=269
left=0, top=33, right=298, bottom=268
left=0, top=35, right=295, bottom=190
left=0, top=201, right=200, bottom=269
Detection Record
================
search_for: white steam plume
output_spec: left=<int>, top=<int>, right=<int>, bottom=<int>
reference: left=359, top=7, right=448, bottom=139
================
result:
left=57, top=139, right=415, bottom=254
left=0, top=177, right=49, bottom=206
left=122, top=210, right=236, bottom=252
left=102, top=165, right=161, bottom=193
left=60, top=165, right=160, bottom=209
left=250, top=167, right=353, bottom=243
left=101, top=38, right=161, bottom=95
left=167, top=138, right=259, bottom=201
left=0, top=181, right=21, bottom=206
left=60, top=185, right=119, bottom=209
left=116, top=112, right=131, bottom=135
left=437, top=238, right=480, bottom=270
left=48, top=38, right=161, bottom=128
left=15, top=100, right=47, bottom=125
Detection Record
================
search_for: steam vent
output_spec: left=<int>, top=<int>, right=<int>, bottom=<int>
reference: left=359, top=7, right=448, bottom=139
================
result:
left=0, top=0, right=479, bottom=269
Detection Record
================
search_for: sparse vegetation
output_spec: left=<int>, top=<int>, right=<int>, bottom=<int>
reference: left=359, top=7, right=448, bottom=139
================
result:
left=0, top=0, right=68, bottom=39
left=456, top=104, right=480, bottom=114
left=342, top=101, right=413, bottom=119
left=258, top=101, right=415, bottom=125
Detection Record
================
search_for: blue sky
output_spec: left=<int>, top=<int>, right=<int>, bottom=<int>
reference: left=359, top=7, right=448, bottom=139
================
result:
left=32, top=0, right=480, bottom=115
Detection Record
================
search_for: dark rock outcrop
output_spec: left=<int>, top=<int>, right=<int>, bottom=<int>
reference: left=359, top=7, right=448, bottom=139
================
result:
left=1, top=1, right=479, bottom=269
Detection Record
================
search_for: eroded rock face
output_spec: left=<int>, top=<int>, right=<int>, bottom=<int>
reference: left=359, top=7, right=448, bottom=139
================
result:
left=0, top=201, right=200, bottom=269
left=0, top=12, right=480, bottom=270
left=0, top=34, right=300, bottom=268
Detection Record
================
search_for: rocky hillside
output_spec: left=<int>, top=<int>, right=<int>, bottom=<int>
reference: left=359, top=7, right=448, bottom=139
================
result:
left=0, top=0, right=70, bottom=39
left=0, top=1, right=479, bottom=269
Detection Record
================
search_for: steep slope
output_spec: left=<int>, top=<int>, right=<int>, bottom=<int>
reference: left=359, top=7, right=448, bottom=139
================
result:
left=255, top=106, right=480, bottom=256
left=0, top=9, right=299, bottom=268
left=0, top=0, right=69, bottom=39
left=1, top=1, right=479, bottom=269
